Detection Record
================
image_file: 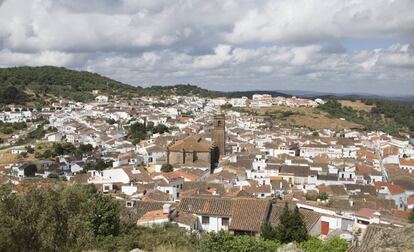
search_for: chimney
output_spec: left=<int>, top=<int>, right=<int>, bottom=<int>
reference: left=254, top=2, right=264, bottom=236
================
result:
left=163, top=203, right=171, bottom=214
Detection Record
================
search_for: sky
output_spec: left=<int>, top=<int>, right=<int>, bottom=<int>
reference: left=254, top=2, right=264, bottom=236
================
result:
left=0, top=0, right=413, bottom=95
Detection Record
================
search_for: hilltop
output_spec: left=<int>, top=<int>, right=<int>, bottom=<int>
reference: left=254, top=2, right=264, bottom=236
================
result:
left=0, top=66, right=290, bottom=105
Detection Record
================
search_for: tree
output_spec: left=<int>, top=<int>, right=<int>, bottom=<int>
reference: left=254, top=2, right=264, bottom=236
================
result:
left=409, top=208, right=414, bottom=223
left=0, top=184, right=121, bottom=251
left=78, top=144, right=93, bottom=155
left=161, top=164, right=174, bottom=173
left=299, top=236, right=349, bottom=252
left=25, top=145, right=35, bottom=154
left=260, top=221, right=277, bottom=240
left=276, top=203, right=308, bottom=244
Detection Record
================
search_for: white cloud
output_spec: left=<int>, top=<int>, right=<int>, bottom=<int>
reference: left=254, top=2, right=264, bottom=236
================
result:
left=0, top=0, right=413, bottom=94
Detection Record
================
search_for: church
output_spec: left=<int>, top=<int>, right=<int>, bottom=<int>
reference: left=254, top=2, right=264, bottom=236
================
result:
left=167, top=114, right=225, bottom=173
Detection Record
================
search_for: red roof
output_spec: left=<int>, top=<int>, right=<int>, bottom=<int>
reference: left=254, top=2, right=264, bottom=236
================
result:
left=355, top=208, right=378, bottom=218
left=400, top=158, right=414, bottom=166
left=374, top=182, right=405, bottom=195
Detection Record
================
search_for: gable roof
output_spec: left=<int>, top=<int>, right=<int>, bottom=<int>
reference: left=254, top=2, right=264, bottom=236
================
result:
left=168, top=136, right=214, bottom=152
left=178, top=196, right=233, bottom=216
left=229, top=198, right=270, bottom=233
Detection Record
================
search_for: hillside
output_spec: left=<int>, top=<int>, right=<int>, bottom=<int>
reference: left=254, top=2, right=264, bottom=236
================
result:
left=0, top=66, right=141, bottom=104
left=0, top=66, right=242, bottom=104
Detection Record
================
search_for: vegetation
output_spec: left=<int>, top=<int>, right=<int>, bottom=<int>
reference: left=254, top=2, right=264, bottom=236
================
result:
left=84, top=159, right=114, bottom=171
left=128, top=121, right=169, bottom=144
left=0, top=185, right=349, bottom=252
left=34, top=142, right=94, bottom=159
left=0, top=184, right=120, bottom=251
left=220, top=103, right=233, bottom=110
left=305, top=192, right=328, bottom=201
left=0, top=66, right=139, bottom=103
left=15, top=122, right=57, bottom=145
left=299, top=236, right=349, bottom=252
left=409, top=208, right=414, bottom=223
left=199, top=231, right=280, bottom=252
left=161, top=163, right=174, bottom=173
left=320, top=98, right=414, bottom=136
left=0, top=121, right=27, bottom=135
left=259, top=203, right=308, bottom=244
left=276, top=204, right=308, bottom=243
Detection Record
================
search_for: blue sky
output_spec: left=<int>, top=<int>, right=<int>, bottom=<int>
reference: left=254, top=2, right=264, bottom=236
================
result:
left=0, top=0, right=413, bottom=95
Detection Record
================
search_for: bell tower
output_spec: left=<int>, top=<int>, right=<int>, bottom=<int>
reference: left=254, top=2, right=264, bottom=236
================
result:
left=212, top=114, right=225, bottom=155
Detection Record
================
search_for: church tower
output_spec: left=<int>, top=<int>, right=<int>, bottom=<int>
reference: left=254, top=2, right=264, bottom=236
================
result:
left=212, top=114, right=225, bottom=156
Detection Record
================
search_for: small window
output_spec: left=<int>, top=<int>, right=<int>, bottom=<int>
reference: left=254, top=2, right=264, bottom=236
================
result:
left=202, top=216, right=209, bottom=224
left=222, top=217, right=229, bottom=226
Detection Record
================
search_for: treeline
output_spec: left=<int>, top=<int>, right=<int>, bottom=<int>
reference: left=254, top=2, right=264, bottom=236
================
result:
left=0, top=185, right=349, bottom=252
left=319, top=99, right=413, bottom=136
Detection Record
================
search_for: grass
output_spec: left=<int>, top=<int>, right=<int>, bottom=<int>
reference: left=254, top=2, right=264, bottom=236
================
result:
left=246, top=106, right=362, bottom=130
left=339, top=100, right=374, bottom=112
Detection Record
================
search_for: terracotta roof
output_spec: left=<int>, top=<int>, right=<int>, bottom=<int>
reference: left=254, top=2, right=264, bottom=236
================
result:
left=374, top=182, right=405, bottom=195
left=319, top=184, right=348, bottom=196
left=168, top=136, right=214, bottom=152
left=348, top=225, right=384, bottom=252
left=178, top=196, right=233, bottom=216
left=131, top=201, right=173, bottom=219
left=173, top=211, right=198, bottom=227
left=137, top=210, right=169, bottom=224
left=243, top=185, right=272, bottom=194
left=142, top=189, right=172, bottom=202
left=355, top=208, right=378, bottom=218
left=408, top=195, right=414, bottom=205
left=122, top=166, right=152, bottom=183
left=229, top=198, right=270, bottom=233
left=400, top=158, right=414, bottom=166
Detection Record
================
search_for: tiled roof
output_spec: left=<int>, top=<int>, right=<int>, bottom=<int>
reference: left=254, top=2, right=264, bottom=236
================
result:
left=355, top=208, right=378, bottom=218
left=400, top=158, right=414, bottom=166
left=168, top=136, right=214, bottom=152
left=173, top=211, right=198, bottom=227
left=229, top=198, right=270, bottom=233
left=131, top=201, right=174, bottom=219
left=178, top=196, right=233, bottom=216
left=142, top=189, right=172, bottom=202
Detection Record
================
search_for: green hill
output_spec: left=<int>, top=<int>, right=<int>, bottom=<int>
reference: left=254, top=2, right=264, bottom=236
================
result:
left=0, top=66, right=291, bottom=105
left=0, top=66, right=141, bottom=104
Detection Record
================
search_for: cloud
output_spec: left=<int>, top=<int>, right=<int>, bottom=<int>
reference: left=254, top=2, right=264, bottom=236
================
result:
left=0, top=0, right=413, bottom=95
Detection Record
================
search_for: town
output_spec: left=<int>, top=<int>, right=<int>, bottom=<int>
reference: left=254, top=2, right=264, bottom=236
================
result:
left=1, top=91, right=413, bottom=251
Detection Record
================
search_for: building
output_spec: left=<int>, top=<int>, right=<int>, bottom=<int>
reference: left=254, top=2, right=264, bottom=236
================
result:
left=212, top=114, right=225, bottom=156
left=167, top=136, right=219, bottom=172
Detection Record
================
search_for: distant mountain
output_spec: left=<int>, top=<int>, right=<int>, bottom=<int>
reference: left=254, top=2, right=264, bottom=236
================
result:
left=278, top=89, right=414, bottom=103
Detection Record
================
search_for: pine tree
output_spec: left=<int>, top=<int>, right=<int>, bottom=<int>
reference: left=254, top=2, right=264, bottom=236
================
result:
left=260, top=221, right=276, bottom=240
left=276, top=203, right=308, bottom=243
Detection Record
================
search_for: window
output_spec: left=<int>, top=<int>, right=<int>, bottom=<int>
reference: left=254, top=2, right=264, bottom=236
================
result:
left=202, top=216, right=209, bottom=224
left=222, top=217, right=229, bottom=226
